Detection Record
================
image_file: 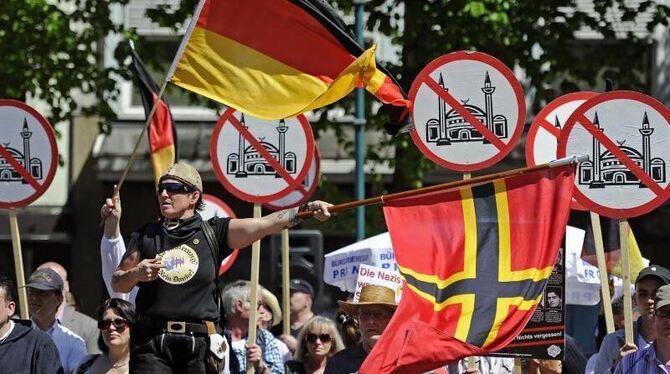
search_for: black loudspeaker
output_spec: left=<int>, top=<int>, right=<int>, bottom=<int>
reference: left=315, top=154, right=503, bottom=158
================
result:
left=266, top=230, right=323, bottom=302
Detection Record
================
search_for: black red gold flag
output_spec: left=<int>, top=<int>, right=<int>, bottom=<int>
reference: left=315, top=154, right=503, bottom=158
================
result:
left=130, top=44, right=177, bottom=184
left=170, top=0, right=411, bottom=135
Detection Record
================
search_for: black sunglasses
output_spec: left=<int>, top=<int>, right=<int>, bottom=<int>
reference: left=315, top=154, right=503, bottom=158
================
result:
left=157, top=182, right=195, bottom=194
left=97, top=318, right=129, bottom=331
left=305, top=333, right=332, bottom=343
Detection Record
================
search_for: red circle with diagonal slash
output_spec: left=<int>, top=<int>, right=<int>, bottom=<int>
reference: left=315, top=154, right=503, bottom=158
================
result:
left=0, top=100, right=58, bottom=209
left=210, top=109, right=314, bottom=204
left=409, top=51, right=526, bottom=172
left=526, top=92, right=597, bottom=211
left=557, top=91, right=670, bottom=218
left=263, top=147, right=321, bottom=211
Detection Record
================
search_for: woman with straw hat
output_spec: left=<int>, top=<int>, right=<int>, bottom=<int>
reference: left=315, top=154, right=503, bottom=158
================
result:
left=324, top=285, right=397, bottom=374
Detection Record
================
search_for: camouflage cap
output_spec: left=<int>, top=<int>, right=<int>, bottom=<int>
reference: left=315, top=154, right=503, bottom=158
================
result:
left=159, top=163, right=203, bottom=192
left=655, top=284, right=670, bottom=310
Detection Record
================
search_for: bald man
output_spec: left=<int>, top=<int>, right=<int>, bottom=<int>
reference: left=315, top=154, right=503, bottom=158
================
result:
left=37, top=262, right=101, bottom=354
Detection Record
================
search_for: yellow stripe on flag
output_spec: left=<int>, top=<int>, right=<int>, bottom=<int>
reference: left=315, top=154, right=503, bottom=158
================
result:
left=151, top=145, right=175, bottom=185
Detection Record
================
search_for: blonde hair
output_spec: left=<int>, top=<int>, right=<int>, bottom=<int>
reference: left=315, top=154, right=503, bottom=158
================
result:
left=294, top=316, right=344, bottom=362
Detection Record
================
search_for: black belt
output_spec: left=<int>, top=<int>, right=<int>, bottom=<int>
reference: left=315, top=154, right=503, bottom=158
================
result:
left=138, top=316, right=211, bottom=335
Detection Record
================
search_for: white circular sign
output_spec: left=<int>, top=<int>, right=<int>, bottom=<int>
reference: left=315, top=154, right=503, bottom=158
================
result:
left=0, top=100, right=58, bottom=209
left=264, top=147, right=321, bottom=211
left=201, top=193, right=236, bottom=220
left=526, top=92, right=597, bottom=211
left=409, top=51, right=526, bottom=171
left=558, top=91, right=670, bottom=218
left=526, top=92, right=597, bottom=167
left=210, top=109, right=315, bottom=203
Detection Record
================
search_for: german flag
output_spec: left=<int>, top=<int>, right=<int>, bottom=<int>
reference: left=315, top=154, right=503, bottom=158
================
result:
left=361, top=166, right=575, bottom=373
left=130, top=43, right=178, bottom=185
left=170, top=0, right=410, bottom=134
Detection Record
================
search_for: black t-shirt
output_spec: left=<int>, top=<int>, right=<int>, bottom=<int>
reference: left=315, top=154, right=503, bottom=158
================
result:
left=130, top=214, right=231, bottom=321
left=323, top=343, right=367, bottom=374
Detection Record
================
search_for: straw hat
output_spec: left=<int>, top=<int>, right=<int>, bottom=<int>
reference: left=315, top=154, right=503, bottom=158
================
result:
left=261, top=288, right=282, bottom=327
left=338, top=285, right=397, bottom=315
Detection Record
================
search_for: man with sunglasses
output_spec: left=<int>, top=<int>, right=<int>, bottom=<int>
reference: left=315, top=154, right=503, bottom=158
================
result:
left=614, top=284, right=670, bottom=373
left=111, top=162, right=332, bottom=374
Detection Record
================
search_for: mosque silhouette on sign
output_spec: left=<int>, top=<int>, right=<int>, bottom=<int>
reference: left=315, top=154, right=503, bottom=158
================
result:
left=0, top=119, right=43, bottom=183
left=226, top=115, right=297, bottom=178
left=425, top=72, right=508, bottom=145
left=578, top=112, right=666, bottom=188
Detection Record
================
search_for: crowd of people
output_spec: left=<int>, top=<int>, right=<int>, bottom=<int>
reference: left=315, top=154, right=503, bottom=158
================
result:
left=2, top=162, right=670, bottom=374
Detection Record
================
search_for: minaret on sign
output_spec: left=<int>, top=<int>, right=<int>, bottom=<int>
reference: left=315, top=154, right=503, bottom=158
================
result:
left=590, top=112, right=605, bottom=188
left=276, top=119, right=288, bottom=178
left=639, top=111, right=654, bottom=178
left=437, top=73, right=450, bottom=145
left=21, top=118, right=32, bottom=174
left=481, top=71, right=496, bottom=133
left=236, top=114, right=248, bottom=177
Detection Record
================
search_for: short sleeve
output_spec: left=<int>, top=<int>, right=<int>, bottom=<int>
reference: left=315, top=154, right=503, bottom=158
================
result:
left=209, top=217, right=233, bottom=259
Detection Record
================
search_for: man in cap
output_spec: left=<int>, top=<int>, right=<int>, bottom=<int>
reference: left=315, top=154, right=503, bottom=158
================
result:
left=111, top=162, right=332, bottom=373
left=614, top=284, right=670, bottom=373
left=289, top=278, right=316, bottom=338
left=0, top=276, right=63, bottom=373
left=37, top=261, right=100, bottom=354
left=324, top=285, right=397, bottom=374
left=594, top=264, right=670, bottom=373
left=25, top=268, right=87, bottom=374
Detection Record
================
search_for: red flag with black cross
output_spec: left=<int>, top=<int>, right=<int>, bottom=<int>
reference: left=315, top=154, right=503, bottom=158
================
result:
left=129, top=42, right=178, bottom=185
left=360, top=166, right=575, bottom=373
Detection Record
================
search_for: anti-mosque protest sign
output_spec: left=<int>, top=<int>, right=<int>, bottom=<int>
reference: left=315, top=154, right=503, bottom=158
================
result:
left=353, top=264, right=403, bottom=303
left=408, top=51, right=525, bottom=172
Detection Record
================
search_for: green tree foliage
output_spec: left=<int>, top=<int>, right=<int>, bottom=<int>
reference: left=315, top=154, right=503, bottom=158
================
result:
left=0, top=0, right=135, bottom=133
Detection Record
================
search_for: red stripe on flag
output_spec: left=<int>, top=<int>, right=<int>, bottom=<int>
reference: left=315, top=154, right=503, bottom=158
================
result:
left=197, top=0, right=354, bottom=80
left=505, top=168, right=574, bottom=271
left=148, top=95, right=174, bottom=153
left=384, top=187, right=468, bottom=281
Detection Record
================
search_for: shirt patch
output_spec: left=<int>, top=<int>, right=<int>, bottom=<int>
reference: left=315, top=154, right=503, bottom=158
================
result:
left=156, top=244, right=200, bottom=285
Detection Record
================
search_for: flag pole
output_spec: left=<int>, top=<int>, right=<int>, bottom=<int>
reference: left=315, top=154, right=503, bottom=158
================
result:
left=9, top=209, right=29, bottom=319
left=298, top=155, right=588, bottom=219
left=114, top=0, right=206, bottom=191
left=247, top=204, right=263, bottom=374
left=591, top=212, right=615, bottom=333
left=281, top=229, right=291, bottom=336
left=619, top=218, right=634, bottom=345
